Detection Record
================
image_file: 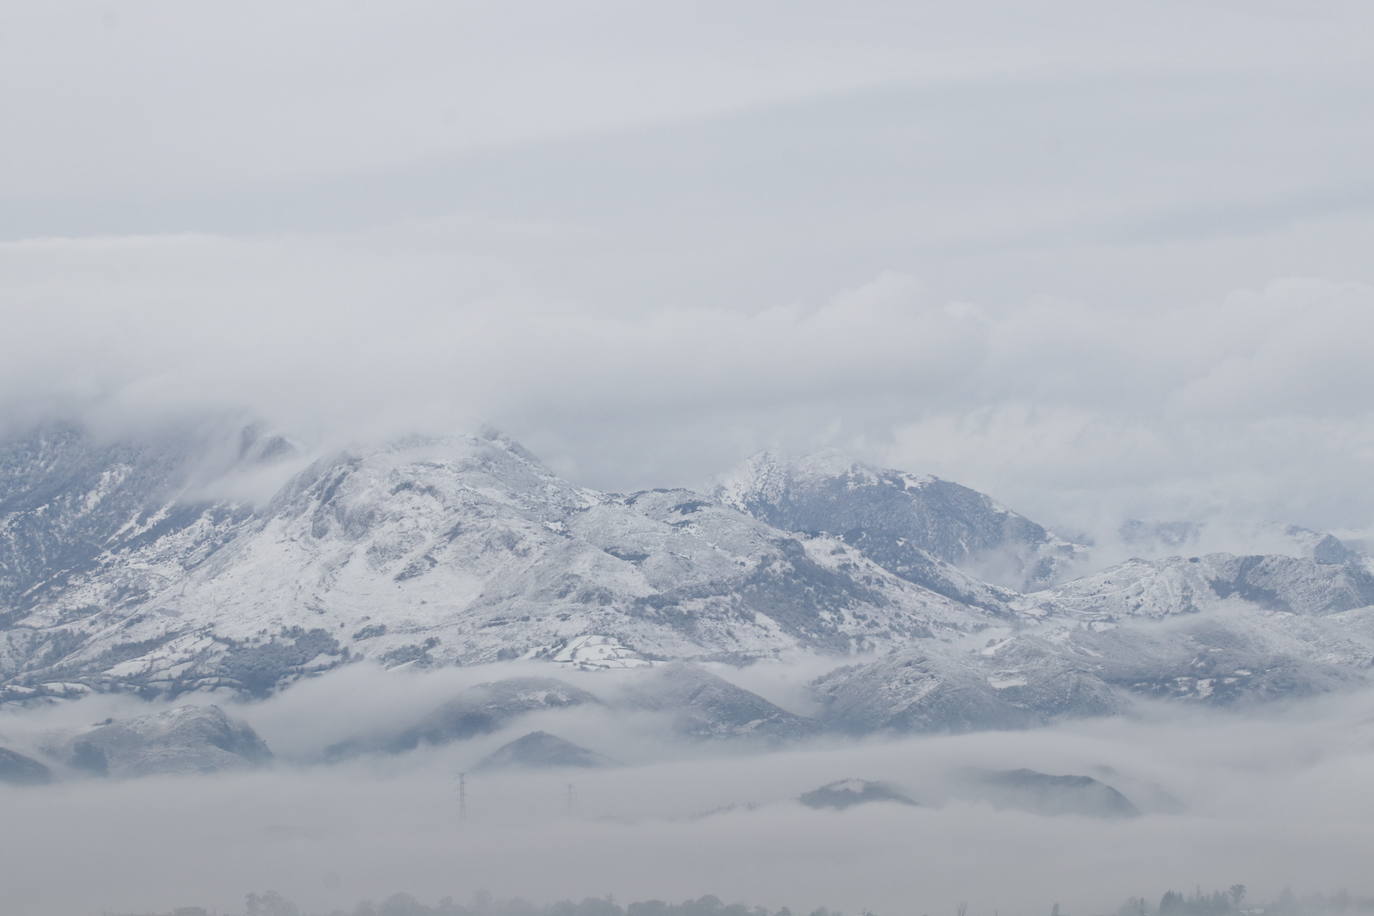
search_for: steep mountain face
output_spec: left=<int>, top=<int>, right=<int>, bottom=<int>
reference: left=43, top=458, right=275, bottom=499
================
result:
left=0, top=421, right=292, bottom=621
left=716, top=451, right=1085, bottom=593
left=0, top=424, right=1011, bottom=703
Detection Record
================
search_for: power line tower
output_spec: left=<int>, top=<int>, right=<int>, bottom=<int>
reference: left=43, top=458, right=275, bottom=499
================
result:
left=457, top=771, right=468, bottom=822
left=566, top=782, right=576, bottom=815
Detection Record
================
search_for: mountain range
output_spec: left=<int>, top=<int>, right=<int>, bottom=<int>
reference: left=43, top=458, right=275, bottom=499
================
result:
left=2, top=418, right=1371, bottom=733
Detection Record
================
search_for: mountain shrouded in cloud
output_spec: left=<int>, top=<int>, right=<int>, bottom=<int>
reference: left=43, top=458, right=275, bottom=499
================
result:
left=3, top=418, right=1372, bottom=733
left=4, top=4, right=1374, bottom=913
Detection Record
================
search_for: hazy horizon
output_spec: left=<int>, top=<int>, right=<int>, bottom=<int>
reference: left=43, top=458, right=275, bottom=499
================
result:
left=3, top=4, right=1372, bottom=916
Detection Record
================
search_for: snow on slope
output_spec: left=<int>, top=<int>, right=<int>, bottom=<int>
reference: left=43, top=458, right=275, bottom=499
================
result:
left=807, top=535, right=1374, bottom=732
left=0, top=420, right=288, bottom=616
left=1018, top=552, right=1374, bottom=620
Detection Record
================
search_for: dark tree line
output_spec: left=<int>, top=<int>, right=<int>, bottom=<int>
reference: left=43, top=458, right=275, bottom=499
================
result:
left=1114, top=886, right=1374, bottom=916
left=113, top=891, right=857, bottom=916
left=1157, top=886, right=1247, bottom=916
left=108, top=885, right=1374, bottom=916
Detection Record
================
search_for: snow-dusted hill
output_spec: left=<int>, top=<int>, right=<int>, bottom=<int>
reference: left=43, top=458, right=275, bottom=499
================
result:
left=38, top=704, right=272, bottom=778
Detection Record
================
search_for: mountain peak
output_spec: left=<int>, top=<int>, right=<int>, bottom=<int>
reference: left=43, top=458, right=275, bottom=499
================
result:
left=714, top=449, right=936, bottom=514
left=715, top=449, right=1081, bottom=591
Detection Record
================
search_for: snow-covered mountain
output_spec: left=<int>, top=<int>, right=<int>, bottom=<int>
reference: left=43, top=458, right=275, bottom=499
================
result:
left=3, top=418, right=1373, bottom=734
left=0, top=422, right=1007, bottom=702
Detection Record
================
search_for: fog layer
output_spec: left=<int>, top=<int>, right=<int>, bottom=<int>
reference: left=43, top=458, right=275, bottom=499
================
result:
left=3, top=664, right=1374, bottom=916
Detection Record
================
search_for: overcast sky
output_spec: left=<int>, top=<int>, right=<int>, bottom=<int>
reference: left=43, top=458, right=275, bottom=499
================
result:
left=3, top=0, right=1373, bottom=535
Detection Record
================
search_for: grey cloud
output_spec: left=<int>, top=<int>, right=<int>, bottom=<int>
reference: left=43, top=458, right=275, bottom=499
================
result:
left=5, top=224, right=1374, bottom=538
left=5, top=7, right=1374, bottom=544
